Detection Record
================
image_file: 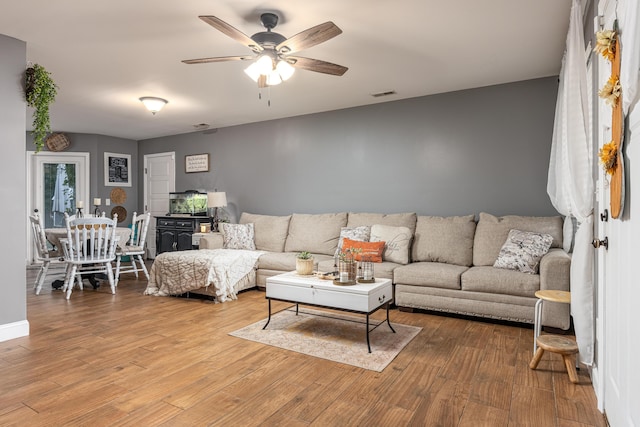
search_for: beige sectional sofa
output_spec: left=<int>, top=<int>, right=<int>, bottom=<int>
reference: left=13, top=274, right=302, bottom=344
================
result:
left=199, top=211, right=571, bottom=330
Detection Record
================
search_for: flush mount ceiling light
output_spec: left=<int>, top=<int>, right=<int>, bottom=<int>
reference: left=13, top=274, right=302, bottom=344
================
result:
left=139, top=97, right=168, bottom=115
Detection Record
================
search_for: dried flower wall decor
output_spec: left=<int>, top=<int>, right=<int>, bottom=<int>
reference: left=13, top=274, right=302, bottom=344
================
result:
left=594, top=29, right=616, bottom=61
left=596, top=23, right=625, bottom=218
left=598, top=75, right=621, bottom=106
left=598, top=141, right=617, bottom=175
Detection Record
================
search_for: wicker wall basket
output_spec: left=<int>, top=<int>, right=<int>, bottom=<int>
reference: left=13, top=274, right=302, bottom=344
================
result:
left=45, top=133, right=70, bottom=152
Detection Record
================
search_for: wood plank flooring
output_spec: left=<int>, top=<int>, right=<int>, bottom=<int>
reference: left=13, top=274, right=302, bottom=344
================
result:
left=0, top=265, right=607, bottom=426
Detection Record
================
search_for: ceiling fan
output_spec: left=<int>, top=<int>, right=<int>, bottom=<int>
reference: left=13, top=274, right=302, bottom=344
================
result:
left=182, top=13, right=348, bottom=88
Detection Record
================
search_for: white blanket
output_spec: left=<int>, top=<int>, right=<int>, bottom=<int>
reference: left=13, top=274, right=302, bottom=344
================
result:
left=144, top=249, right=264, bottom=302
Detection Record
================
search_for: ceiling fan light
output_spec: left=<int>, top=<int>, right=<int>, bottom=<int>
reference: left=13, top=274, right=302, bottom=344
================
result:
left=139, top=97, right=168, bottom=115
left=256, top=55, right=274, bottom=75
left=266, top=70, right=282, bottom=86
left=276, top=60, right=295, bottom=81
left=244, top=62, right=261, bottom=82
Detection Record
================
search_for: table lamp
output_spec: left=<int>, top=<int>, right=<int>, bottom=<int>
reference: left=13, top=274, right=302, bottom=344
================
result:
left=207, top=191, right=227, bottom=232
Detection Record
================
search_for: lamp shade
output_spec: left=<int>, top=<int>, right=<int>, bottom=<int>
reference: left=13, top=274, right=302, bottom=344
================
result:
left=207, top=192, right=227, bottom=208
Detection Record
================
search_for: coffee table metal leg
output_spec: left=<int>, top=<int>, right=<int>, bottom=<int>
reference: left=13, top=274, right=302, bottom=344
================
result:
left=296, top=303, right=299, bottom=315
left=263, top=298, right=272, bottom=330
left=386, top=303, right=396, bottom=333
left=366, top=313, right=371, bottom=353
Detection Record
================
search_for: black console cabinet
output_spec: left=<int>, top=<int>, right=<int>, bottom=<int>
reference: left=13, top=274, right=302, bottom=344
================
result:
left=155, top=216, right=208, bottom=254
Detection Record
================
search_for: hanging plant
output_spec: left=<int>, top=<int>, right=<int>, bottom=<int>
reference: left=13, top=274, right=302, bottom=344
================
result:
left=25, top=64, right=58, bottom=152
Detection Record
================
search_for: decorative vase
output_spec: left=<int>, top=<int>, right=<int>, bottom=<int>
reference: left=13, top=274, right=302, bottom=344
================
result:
left=296, top=257, right=314, bottom=275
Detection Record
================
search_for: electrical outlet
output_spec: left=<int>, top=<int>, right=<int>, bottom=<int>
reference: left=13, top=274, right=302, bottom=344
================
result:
left=105, top=198, right=111, bottom=206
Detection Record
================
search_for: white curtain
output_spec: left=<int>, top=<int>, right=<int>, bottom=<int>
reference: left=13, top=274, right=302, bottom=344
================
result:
left=619, top=0, right=640, bottom=115
left=547, top=0, right=594, bottom=365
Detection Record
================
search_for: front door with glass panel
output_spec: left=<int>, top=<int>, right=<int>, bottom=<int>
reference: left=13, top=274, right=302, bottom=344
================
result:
left=27, top=152, right=89, bottom=262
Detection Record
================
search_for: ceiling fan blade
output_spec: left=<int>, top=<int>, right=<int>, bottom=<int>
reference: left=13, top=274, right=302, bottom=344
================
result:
left=182, top=55, right=253, bottom=65
left=287, top=56, right=348, bottom=76
left=276, top=22, right=342, bottom=54
left=199, top=15, right=263, bottom=53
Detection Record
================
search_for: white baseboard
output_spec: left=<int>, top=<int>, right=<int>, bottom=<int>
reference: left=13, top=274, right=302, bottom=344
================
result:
left=0, top=320, right=30, bottom=343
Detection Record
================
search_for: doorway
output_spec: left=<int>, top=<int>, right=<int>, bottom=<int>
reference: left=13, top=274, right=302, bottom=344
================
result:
left=26, top=151, right=90, bottom=263
left=143, top=152, right=175, bottom=258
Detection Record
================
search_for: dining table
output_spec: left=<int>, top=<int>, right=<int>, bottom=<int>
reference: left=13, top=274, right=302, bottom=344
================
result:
left=45, top=227, right=132, bottom=257
left=44, top=227, right=132, bottom=289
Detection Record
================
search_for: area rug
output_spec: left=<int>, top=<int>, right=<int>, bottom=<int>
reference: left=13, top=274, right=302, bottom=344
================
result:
left=229, top=307, right=422, bottom=372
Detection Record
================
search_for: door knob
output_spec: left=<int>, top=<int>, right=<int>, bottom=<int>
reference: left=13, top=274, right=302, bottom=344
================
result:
left=592, top=237, right=608, bottom=249
left=600, top=209, right=609, bottom=222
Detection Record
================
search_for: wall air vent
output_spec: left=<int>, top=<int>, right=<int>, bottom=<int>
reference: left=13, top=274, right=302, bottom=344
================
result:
left=371, top=90, right=397, bottom=98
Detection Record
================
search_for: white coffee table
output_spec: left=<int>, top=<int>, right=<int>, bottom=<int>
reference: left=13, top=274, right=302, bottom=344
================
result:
left=264, top=271, right=395, bottom=352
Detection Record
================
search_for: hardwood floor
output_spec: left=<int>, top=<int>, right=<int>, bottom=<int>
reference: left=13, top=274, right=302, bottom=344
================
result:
left=1, top=265, right=607, bottom=426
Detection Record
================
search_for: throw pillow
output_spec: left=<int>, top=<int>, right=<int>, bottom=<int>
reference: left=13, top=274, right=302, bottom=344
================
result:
left=335, top=226, right=371, bottom=256
left=493, top=229, right=553, bottom=274
left=370, top=224, right=412, bottom=264
left=340, top=238, right=385, bottom=263
left=220, top=223, right=256, bottom=250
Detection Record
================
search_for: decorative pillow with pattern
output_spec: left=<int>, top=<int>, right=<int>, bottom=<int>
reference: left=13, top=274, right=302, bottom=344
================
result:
left=370, top=224, right=412, bottom=264
left=220, top=223, right=256, bottom=250
left=341, top=237, right=385, bottom=263
left=334, top=226, right=371, bottom=256
left=493, top=229, right=553, bottom=274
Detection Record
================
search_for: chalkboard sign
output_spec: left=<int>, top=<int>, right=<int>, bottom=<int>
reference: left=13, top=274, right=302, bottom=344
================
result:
left=104, top=152, right=132, bottom=187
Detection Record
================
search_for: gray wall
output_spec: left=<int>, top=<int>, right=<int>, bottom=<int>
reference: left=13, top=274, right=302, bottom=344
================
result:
left=26, top=133, right=138, bottom=226
left=0, top=35, right=27, bottom=332
left=139, top=77, right=560, bottom=221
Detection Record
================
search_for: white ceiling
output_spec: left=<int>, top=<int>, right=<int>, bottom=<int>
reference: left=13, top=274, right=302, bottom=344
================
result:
left=1, top=0, right=571, bottom=141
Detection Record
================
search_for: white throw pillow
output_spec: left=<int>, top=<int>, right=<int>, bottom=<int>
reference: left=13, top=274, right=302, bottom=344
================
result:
left=335, top=226, right=371, bottom=256
left=370, top=224, right=412, bottom=264
left=220, top=223, right=256, bottom=250
left=493, top=229, right=553, bottom=274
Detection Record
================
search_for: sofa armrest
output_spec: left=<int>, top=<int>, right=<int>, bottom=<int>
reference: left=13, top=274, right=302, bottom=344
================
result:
left=539, top=248, right=571, bottom=292
left=199, top=233, right=223, bottom=249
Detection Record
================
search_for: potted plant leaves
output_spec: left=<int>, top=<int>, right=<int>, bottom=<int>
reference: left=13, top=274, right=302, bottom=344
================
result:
left=25, top=64, right=58, bottom=152
left=296, top=251, right=314, bottom=275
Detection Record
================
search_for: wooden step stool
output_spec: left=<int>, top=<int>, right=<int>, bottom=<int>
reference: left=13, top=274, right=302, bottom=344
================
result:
left=529, top=334, right=579, bottom=383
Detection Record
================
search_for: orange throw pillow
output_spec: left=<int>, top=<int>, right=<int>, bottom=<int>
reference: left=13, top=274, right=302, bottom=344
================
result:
left=341, top=237, right=385, bottom=263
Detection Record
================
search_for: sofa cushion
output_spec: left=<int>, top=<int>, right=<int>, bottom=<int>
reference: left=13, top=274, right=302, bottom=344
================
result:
left=341, top=237, right=385, bottom=262
left=370, top=224, right=412, bottom=264
left=473, top=212, right=563, bottom=266
left=220, top=223, right=256, bottom=250
left=346, top=212, right=417, bottom=235
left=394, top=262, right=467, bottom=290
left=335, top=225, right=371, bottom=256
left=284, top=213, right=347, bottom=256
left=493, top=229, right=553, bottom=274
left=240, top=212, right=291, bottom=253
left=461, top=266, right=540, bottom=298
left=411, top=215, right=476, bottom=267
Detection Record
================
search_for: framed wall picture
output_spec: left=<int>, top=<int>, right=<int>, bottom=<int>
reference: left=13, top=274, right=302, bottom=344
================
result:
left=104, top=152, right=132, bottom=187
left=185, top=153, right=209, bottom=173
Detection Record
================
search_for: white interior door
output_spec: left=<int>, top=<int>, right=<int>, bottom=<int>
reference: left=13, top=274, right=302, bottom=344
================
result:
left=26, top=151, right=90, bottom=263
left=594, top=1, right=640, bottom=424
left=144, top=152, right=175, bottom=258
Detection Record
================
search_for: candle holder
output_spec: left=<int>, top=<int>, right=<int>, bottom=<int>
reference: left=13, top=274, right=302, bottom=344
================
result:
left=76, top=208, right=83, bottom=218
left=334, top=249, right=357, bottom=286
left=94, top=206, right=101, bottom=217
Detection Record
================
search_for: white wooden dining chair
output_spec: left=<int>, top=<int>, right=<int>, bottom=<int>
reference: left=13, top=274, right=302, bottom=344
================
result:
left=60, top=213, right=120, bottom=300
left=114, top=212, right=151, bottom=287
left=29, top=210, right=62, bottom=294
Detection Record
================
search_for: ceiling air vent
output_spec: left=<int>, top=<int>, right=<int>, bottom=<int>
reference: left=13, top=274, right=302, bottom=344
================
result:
left=193, top=123, right=210, bottom=130
left=371, top=90, right=397, bottom=98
